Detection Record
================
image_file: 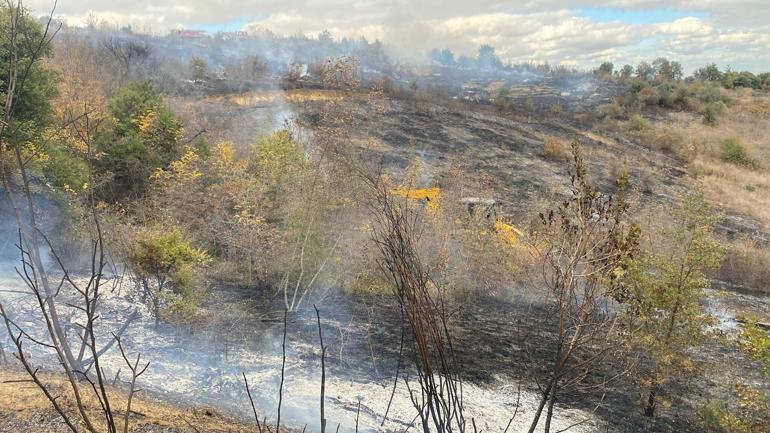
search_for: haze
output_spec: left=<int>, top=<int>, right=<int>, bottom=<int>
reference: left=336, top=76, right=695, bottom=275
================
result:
left=24, top=0, right=770, bottom=72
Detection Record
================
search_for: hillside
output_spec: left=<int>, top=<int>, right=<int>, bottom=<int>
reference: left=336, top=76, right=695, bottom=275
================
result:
left=1, top=5, right=770, bottom=433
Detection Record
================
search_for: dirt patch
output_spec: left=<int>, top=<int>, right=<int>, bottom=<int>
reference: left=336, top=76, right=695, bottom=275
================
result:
left=0, top=367, right=271, bottom=433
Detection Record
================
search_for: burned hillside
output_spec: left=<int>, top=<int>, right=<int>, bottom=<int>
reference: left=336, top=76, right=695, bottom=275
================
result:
left=2, top=3, right=770, bottom=433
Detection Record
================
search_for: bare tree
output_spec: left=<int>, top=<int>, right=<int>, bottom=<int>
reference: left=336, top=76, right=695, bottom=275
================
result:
left=114, top=334, right=149, bottom=433
left=369, top=175, right=468, bottom=433
left=1, top=5, right=146, bottom=431
left=526, top=140, right=639, bottom=433
left=1, top=219, right=149, bottom=433
left=0, top=0, right=78, bottom=369
left=101, top=36, right=151, bottom=77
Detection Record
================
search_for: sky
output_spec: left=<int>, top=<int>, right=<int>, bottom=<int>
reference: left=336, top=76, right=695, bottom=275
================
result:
left=24, top=0, right=770, bottom=73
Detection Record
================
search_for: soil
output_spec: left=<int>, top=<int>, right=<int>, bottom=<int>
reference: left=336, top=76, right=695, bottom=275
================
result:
left=0, top=366, right=277, bottom=433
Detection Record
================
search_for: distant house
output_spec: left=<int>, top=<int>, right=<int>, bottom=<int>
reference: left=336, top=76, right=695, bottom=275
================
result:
left=171, top=29, right=207, bottom=39
left=219, top=31, right=249, bottom=40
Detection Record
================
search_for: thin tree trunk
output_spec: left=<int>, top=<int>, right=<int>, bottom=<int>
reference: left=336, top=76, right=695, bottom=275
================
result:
left=544, top=386, right=558, bottom=433
left=527, top=379, right=554, bottom=433
left=2, top=144, right=81, bottom=371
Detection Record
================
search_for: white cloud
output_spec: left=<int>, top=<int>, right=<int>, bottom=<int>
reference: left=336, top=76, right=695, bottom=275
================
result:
left=22, top=0, right=770, bottom=72
left=656, top=17, right=713, bottom=35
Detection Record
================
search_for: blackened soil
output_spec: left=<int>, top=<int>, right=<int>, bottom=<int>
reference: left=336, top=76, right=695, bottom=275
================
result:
left=199, top=283, right=769, bottom=433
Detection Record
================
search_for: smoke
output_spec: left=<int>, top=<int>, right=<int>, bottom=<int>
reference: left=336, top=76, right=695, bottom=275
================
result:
left=0, top=190, right=63, bottom=272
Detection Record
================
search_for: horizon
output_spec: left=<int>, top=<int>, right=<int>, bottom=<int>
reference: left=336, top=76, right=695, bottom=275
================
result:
left=24, top=0, right=770, bottom=74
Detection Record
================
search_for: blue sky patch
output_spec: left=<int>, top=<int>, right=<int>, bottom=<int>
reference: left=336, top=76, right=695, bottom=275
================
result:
left=577, top=7, right=706, bottom=25
left=188, top=16, right=261, bottom=33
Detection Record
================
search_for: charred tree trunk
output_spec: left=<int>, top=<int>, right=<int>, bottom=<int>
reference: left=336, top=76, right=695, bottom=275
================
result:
left=645, top=388, right=657, bottom=417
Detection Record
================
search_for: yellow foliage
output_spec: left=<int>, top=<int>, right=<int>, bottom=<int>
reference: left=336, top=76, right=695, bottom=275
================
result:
left=391, top=187, right=441, bottom=211
left=63, top=184, right=77, bottom=196
left=493, top=220, right=543, bottom=265
left=233, top=204, right=264, bottom=227
left=211, top=142, right=246, bottom=175
left=494, top=220, right=522, bottom=245
left=135, top=108, right=157, bottom=134
left=152, top=148, right=202, bottom=183
left=21, top=141, right=48, bottom=163
left=253, top=130, right=303, bottom=185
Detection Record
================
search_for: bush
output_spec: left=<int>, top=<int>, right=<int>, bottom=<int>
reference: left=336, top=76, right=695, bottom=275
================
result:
left=698, top=401, right=752, bottom=433
left=703, top=101, right=727, bottom=125
left=42, top=143, right=89, bottom=193
left=598, top=102, right=624, bottom=119
left=628, top=114, right=649, bottom=131
left=724, top=71, right=760, bottom=90
left=639, top=86, right=660, bottom=106
left=656, top=82, right=678, bottom=108
left=651, top=128, right=690, bottom=158
left=128, top=228, right=209, bottom=322
left=696, top=83, right=731, bottom=105
left=720, top=138, right=757, bottom=168
left=543, top=138, right=569, bottom=161
left=95, top=81, right=183, bottom=199
left=739, top=321, right=770, bottom=375
left=614, top=165, right=629, bottom=189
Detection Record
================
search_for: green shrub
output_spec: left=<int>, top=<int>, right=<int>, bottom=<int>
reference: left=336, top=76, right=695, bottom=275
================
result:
left=720, top=138, right=757, bottom=168
left=95, top=81, right=183, bottom=199
left=628, top=114, right=649, bottom=131
left=630, top=78, right=649, bottom=93
left=739, top=320, right=770, bottom=376
left=703, top=101, right=727, bottom=125
left=673, top=83, right=693, bottom=108
left=42, top=143, right=89, bottom=193
left=656, top=82, right=677, bottom=108
left=698, top=401, right=752, bottom=433
left=725, top=71, right=760, bottom=89
left=696, top=83, right=731, bottom=105
left=128, top=228, right=209, bottom=322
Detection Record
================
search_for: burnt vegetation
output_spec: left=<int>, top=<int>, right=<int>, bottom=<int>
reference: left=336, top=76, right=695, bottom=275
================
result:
left=1, top=1, right=769, bottom=433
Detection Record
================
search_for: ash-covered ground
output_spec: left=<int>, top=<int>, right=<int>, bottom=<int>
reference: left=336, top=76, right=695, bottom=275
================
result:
left=2, top=262, right=767, bottom=433
left=0, top=269, right=605, bottom=433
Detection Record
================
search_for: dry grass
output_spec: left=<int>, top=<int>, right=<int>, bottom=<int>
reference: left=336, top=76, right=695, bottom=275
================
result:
left=718, top=238, right=770, bottom=293
left=669, top=94, right=770, bottom=163
left=207, top=89, right=349, bottom=106
left=542, top=136, right=570, bottom=161
left=633, top=90, right=770, bottom=228
left=0, top=366, right=261, bottom=433
left=625, top=119, right=691, bottom=159
left=690, top=156, right=770, bottom=227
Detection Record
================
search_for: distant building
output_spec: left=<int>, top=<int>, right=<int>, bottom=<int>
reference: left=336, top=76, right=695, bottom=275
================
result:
left=219, top=31, right=249, bottom=40
left=171, top=29, right=207, bottom=38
